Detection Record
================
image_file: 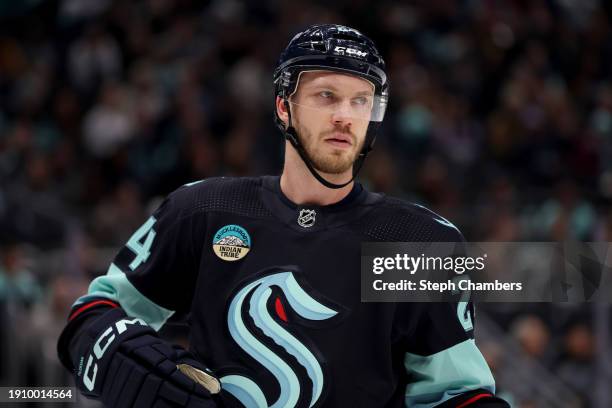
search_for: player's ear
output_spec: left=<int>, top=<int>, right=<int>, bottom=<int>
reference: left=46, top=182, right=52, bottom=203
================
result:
left=276, top=96, right=289, bottom=127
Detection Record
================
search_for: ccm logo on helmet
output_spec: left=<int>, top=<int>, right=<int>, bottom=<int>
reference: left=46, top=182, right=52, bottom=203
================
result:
left=334, top=46, right=368, bottom=58
left=82, top=317, right=147, bottom=391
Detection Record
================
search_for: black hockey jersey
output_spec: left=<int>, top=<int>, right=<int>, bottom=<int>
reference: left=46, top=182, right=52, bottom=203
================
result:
left=62, top=176, right=496, bottom=408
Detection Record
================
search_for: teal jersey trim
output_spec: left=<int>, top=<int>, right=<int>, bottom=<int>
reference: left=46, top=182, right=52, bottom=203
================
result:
left=404, top=339, right=495, bottom=408
left=73, top=263, right=175, bottom=331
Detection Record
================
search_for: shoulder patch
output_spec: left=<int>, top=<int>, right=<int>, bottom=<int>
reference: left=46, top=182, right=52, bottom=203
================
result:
left=213, top=224, right=251, bottom=261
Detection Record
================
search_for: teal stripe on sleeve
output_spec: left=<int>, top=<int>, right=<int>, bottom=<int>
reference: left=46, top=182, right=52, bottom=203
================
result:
left=405, top=339, right=495, bottom=408
left=73, top=263, right=175, bottom=331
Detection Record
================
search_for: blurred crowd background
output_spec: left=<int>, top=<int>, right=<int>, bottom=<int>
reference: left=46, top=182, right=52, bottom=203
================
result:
left=1, top=0, right=612, bottom=407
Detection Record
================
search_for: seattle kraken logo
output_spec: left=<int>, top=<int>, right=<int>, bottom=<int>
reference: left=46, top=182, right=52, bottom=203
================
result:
left=220, top=271, right=339, bottom=407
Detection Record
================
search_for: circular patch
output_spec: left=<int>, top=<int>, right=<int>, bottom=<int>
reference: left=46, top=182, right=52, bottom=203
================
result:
left=213, top=224, right=251, bottom=261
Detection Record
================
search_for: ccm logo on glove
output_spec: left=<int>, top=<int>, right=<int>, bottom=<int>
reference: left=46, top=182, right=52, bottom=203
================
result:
left=80, top=317, right=147, bottom=391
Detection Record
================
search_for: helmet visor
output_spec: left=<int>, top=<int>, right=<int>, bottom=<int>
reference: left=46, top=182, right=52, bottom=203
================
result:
left=288, top=70, right=388, bottom=122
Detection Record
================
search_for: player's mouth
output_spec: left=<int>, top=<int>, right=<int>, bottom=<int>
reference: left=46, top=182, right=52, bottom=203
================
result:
left=324, top=133, right=353, bottom=148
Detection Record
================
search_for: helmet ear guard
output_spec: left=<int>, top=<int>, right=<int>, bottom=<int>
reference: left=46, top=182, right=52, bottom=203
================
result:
left=273, top=24, right=389, bottom=189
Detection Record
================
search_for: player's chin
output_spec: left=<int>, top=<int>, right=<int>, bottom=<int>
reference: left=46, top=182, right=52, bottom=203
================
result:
left=316, top=156, right=355, bottom=175
left=325, top=150, right=351, bottom=162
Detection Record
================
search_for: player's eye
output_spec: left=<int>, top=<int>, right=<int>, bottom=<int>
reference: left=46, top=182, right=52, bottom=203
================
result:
left=318, top=90, right=334, bottom=99
left=352, top=96, right=369, bottom=106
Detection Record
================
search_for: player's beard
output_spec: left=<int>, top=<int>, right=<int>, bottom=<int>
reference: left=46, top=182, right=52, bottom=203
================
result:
left=293, top=120, right=364, bottom=174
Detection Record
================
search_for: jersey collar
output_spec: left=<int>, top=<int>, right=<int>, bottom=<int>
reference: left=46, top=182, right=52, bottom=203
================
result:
left=260, top=175, right=379, bottom=232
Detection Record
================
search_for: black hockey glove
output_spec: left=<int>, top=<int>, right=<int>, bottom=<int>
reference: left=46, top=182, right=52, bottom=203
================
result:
left=59, top=307, right=221, bottom=408
left=435, top=389, right=510, bottom=407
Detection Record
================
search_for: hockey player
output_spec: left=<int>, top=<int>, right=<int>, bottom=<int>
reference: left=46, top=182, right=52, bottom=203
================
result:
left=57, top=24, right=509, bottom=407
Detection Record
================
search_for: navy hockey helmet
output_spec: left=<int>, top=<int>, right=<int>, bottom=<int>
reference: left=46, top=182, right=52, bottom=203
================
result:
left=273, top=24, right=389, bottom=189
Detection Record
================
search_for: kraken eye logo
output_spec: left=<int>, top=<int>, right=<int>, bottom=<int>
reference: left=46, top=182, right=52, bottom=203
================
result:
left=220, top=271, right=339, bottom=408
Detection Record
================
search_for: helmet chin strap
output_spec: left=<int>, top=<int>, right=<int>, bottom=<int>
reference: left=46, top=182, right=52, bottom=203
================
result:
left=283, top=100, right=373, bottom=190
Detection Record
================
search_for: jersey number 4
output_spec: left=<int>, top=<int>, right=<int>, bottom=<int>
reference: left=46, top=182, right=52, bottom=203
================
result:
left=126, top=216, right=157, bottom=270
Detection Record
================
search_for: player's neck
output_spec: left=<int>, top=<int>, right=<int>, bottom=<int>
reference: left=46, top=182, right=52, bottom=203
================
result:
left=280, top=145, right=354, bottom=206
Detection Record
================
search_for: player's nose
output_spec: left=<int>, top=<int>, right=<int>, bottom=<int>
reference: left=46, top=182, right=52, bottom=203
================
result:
left=330, top=100, right=354, bottom=127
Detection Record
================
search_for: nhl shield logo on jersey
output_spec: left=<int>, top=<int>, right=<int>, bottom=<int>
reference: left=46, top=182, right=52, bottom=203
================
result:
left=212, top=224, right=251, bottom=261
left=297, top=209, right=316, bottom=228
